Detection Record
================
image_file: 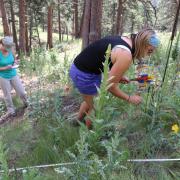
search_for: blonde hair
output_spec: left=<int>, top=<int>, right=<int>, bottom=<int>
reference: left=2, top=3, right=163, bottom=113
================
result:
left=131, top=28, right=156, bottom=60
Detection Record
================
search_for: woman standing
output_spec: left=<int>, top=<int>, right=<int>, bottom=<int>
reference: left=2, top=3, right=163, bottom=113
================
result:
left=0, top=36, right=28, bottom=121
left=70, top=28, right=160, bottom=127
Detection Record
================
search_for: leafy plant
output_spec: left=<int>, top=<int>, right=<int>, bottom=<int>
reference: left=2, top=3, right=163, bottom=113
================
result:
left=0, top=138, right=9, bottom=180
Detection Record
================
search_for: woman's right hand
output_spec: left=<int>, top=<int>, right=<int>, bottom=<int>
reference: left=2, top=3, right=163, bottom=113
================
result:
left=119, top=76, right=130, bottom=84
left=5, top=65, right=13, bottom=70
left=0, top=65, right=12, bottom=71
left=128, top=95, right=142, bottom=105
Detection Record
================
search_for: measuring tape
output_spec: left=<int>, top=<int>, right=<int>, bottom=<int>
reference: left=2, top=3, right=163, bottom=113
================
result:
left=1, top=158, right=180, bottom=173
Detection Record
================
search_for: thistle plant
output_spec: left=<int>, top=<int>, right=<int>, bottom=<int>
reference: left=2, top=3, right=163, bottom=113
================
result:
left=101, top=133, right=129, bottom=180
left=91, top=44, right=115, bottom=128
left=56, top=129, right=104, bottom=179
left=22, top=169, right=42, bottom=180
left=85, top=45, right=116, bottom=148
left=57, top=129, right=129, bottom=179
left=95, top=44, right=112, bottom=120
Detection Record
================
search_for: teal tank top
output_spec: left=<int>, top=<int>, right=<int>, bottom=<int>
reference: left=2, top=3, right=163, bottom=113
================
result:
left=0, top=51, right=17, bottom=79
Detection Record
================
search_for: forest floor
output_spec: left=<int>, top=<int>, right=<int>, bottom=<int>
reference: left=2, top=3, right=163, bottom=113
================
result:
left=0, top=75, right=80, bottom=127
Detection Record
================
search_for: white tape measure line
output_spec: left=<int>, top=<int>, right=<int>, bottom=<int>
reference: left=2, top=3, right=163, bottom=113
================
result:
left=127, top=158, right=180, bottom=162
left=0, top=162, right=78, bottom=173
left=0, top=158, right=180, bottom=173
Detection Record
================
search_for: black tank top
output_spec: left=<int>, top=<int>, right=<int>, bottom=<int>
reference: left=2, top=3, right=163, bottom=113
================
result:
left=74, top=36, right=133, bottom=74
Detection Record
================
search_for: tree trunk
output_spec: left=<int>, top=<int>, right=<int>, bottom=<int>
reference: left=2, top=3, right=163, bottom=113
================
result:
left=111, top=3, right=116, bottom=35
left=116, top=0, right=123, bottom=35
left=35, top=17, right=41, bottom=47
left=72, top=10, right=75, bottom=38
left=42, top=16, right=45, bottom=32
left=29, top=5, right=33, bottom=50
left=79, top=0, right=85, bottom=38
left=89, top=0, right=103, bottom=44
left=66, top=23, right=69, bottom=41
left=19, top=0, right=26, bottom=53
left=81, top=0, right=103, bottom=49
left=73, top=0, right=79, bottom=38
left=9, top=0, right=18, bottom=50
left=0, top=0, right=10, bottom=35
left=58, top=0, right=62, bottom=42
left=47, top=5, right=53, bottom=49
left=25, top=3, right=29, bottom=53
left=81, top=0, right=91, bottom=49
left=171, top=0, right=180, bottom=40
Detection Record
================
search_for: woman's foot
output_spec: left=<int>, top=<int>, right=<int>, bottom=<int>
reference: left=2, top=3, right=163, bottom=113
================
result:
left=23, top=101, right=28, bottom=109
left=85, top=119, right=92, bottom=129
left=0, top=111, right=16, bottom=124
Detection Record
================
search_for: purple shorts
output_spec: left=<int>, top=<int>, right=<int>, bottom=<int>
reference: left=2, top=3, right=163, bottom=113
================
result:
left=69, top=63, right=101, bottom=95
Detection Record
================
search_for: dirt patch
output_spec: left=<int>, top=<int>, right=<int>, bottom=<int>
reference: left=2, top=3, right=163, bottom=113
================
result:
left=60, top=95, right=79, bottom=114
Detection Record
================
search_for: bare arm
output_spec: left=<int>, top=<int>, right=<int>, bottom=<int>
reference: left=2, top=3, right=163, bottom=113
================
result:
left=0, top=65, right=12, bottom=71
left=108, top=49, right=142, bottom=105
left=108, top=49, right=132, bottom=99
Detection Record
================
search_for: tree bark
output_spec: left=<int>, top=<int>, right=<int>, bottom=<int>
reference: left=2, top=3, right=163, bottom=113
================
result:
left=29, top=5, right=33, bottom=50
left=111, top=3, right=116, bottom=35
left=171, top=0, right=180, bottom=40
left=25, top=2, right=29, bottom=53
left=58, top=0, right=62, bottom=42
left=81, top=0, right=103, bottom=49
left=73, top=0, right=79, bottom=38
left=35, top=17, right=41, bottom=47
left=116, top=0, right=123, bottom=35
left=47, top=5, right=53, bottom=49
left=19, top=0, right=26, bottom=53
left=89, top=0, right=103, bottom=44
left=79, top=0, right=85, bottom=38
left=72, top=10, right=75, bottom=38
left=9, top=0, right=18, bottom=50
left=0, top=0, right=10, bottom=35
left=66, top=24, right=69, bottom=41
left=81, top=0, right=91, bottom=49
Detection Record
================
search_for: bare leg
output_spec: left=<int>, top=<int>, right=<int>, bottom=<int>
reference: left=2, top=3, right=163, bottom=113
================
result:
left=78, top=94, right=94, bottom=121
left=78, top=101, right=89, bottom=121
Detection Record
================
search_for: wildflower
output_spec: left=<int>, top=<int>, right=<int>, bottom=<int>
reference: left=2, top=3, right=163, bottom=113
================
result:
left=171, top=124, right=179, bottom=133
left=147, top=75, right=154, bottom=81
